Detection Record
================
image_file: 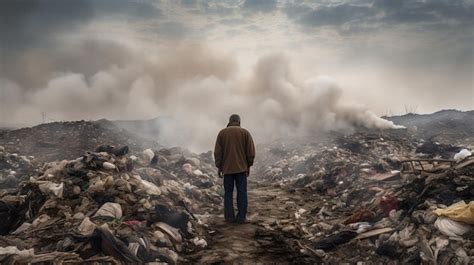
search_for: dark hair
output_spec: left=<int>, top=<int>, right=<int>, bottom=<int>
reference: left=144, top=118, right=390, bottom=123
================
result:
left=229, top=114, right=240, bottom=123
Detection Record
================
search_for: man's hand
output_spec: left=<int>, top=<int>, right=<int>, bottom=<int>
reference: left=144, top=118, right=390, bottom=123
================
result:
left=246, top=168, right=250, bottom=177
left=218, top=168, right=223, bottom=178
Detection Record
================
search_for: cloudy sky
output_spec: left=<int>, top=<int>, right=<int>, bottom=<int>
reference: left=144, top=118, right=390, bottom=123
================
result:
left=0, top=0, right=473, bottom=143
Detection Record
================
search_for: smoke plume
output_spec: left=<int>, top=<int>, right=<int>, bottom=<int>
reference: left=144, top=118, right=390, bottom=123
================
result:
left=0, top=39, right=403, bottom=151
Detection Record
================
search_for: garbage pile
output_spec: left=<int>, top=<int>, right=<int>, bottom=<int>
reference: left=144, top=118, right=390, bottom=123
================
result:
left=0, top=145, right=221, bottom=264
left=0, top=146, right=39, bottom=189
left=260, top=133, right=415, bottom=191
left=0, top=120, right=161, bottom=163
left=259, top=139, right=473, bottom=263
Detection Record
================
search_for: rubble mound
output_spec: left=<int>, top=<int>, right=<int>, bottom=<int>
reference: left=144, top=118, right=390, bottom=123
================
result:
left=1, top=110, right=473, bottom=264
left=385, top=110, right=474, bottom=146
left=0, top=146, right=40, bottom=189
left=0, top=120, right=161, bottom=163
left=0, top=146, right=222, bottom=264
left=259, top=132, right=415, bottom=185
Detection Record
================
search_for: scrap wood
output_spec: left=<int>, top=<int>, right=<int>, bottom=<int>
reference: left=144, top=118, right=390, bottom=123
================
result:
left=353, top=227, right=394, bottom=240
left=366, top=172, right=400, bottom=181
left=401, top=159, right=455, bottom=174
left=454, top=157, right=474, bottom=169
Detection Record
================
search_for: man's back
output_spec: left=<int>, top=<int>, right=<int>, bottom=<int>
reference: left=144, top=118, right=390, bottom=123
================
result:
left=214, top=114, right=255, bottom=223
left=214, top=123, right=255, bottom=175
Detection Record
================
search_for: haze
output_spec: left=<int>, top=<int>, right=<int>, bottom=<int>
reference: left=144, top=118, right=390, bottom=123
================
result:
left=0, top=0, right=473, bottom=150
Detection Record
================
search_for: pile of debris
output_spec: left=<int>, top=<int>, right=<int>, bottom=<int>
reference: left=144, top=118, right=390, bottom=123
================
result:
left=261, top=142, right=474, bottom=263
left=260, top=133, right=415, bottom=190
left=0, top=146, right=39, bottom=189
left=0, top=145, right=221, bottom=264
left=0, top=121, right=161, bottom=163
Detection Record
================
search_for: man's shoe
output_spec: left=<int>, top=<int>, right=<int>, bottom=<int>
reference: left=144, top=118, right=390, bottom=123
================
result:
left=236, top=219, right=246, bottom=224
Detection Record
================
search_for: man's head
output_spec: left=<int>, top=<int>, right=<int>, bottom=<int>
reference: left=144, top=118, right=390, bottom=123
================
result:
left=229, top=114, right=241, bottom=125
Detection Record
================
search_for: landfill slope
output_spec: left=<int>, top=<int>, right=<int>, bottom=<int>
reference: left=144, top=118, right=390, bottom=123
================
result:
left=0, top=120, right=161, bottom=163
left=384, top=109, right=474, bottom=146
left=0, top=110, right=473, bottom=264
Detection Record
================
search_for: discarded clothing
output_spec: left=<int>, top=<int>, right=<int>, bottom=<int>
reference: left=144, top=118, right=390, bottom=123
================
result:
left=97, top=225, right=141, bottom=264
left=314, top=231, right=358, bottom=250
left=0, top=201, right=17, bottom=235
left=152, top=204, right=190, bottom=235
left=95, top=145, right=129, bottom=156
left=343, top=208, right=375, bottom=225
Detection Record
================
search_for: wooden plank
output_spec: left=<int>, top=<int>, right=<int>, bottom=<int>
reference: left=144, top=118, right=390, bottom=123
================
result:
left=353, top=227, right=394, bottom=240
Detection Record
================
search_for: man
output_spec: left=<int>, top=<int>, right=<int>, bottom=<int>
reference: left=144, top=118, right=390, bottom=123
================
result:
left=214, top=114, right=255, bottom=224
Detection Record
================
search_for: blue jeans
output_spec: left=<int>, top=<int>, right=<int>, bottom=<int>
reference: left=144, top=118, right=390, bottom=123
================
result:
left=224, top=172, right=247, bottom=221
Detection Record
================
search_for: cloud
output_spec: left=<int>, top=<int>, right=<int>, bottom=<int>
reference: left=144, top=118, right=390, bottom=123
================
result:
left=0, top=0, right=161, bottom=87
left=375, top=0, right=474, bottom=25
left=158, top=22, right=191, bottom=38
left=0, top=0, right=471, bottom=150
left=284, top=0, right=474, bottom=31
left=1, top=38, right=135, bottom=89
left=297, top=4, right=374, bottom=27
left=242, top=0, right=278, bottom=13
left=0, top=0, right=161, bottom=49
left=0, top=0, right=92, bottom=50
left=220, top=18, right=246, bottom=26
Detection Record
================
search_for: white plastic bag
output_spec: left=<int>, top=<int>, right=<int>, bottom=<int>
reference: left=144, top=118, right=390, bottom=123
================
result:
left=94, top=202, right=123, bottom=219
left=38, top=182, right=64, bottom=198
left=434, top=217, right=470, bottom=237
left=454, top=149, right=471, bottom=161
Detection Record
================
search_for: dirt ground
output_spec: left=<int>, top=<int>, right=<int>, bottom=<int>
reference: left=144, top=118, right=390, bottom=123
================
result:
left=182, top=180, right=321, bottom=264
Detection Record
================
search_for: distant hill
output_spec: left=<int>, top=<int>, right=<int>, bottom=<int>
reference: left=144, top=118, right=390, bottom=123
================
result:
left=0, top=120, right=161, bottom=162
left=384, top=109, right=474, bottom=145
left=1, top=109, right=471, bottom=162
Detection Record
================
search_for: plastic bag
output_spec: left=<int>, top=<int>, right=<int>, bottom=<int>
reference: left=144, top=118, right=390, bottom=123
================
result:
left=454, top=149, right=471, bottom=161
left=434, top=217, right=470, bottom=237
left=94, top=202, right=123, bottom=219
left=38, top=182, right=64, bottom=198
left=433, top=201, right=474, bottom=224
left=77, top=217, right=96, bottom=236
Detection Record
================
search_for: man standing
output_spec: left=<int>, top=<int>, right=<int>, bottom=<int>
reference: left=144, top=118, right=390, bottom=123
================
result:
left=214, top=114, right=255, bottom=223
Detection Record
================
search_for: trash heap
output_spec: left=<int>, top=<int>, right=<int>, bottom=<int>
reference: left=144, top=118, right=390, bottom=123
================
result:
left=260, top=133, right=415, bottom=190
left=0, top=145, right=221, bottom=264
left=0, top=121, right=161, bottom=163
left=0, top=146, right=39, bottom=189
left=262, top=140, right=474, bottom=264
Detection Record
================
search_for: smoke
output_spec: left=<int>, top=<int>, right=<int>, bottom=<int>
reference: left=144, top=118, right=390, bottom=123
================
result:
left=0, top=38, right=403, bottom=151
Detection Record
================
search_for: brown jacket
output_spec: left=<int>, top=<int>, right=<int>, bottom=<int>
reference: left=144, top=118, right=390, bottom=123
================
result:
left=214, top=122, right=255, bottom=175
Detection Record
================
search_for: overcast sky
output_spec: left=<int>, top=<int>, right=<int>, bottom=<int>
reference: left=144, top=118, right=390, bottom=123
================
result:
left=0, top=0, right=473, bottom=127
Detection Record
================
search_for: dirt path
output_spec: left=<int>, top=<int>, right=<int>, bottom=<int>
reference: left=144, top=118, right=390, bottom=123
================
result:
left=182, top=181, right=320, bottom=264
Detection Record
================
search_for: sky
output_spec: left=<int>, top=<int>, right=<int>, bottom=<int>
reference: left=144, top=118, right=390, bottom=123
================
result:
left=0, top=0, right=473, bottom=148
